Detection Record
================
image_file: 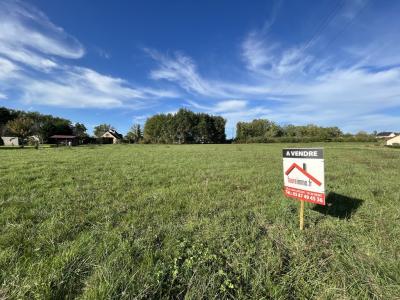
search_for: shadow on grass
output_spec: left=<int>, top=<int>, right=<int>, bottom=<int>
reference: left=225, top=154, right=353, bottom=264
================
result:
left=312, top=192, right=364, bottom=219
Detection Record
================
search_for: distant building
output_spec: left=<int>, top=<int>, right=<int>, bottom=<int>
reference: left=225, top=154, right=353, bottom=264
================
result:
left=386, top=135, right=400, bottom=146
left=101, top=129, right=123, bottom=144
left=376, top=132, right=397, bottom=139
left=1, top=136, right=20, bottom=146
left=50, top=135, right=77, bottom=146
left=29, top=135, right=40, bottom=143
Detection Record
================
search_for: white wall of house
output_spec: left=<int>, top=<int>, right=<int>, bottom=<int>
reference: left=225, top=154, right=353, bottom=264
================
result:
left=1, top=137, right=20, bottom=146
left=101, top=132, right=119, bottom=144
left=386, top=135, right=400, bottom=146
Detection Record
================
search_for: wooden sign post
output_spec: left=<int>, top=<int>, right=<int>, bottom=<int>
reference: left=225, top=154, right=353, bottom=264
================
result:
left=300, top=199, right=304, bottom=230
left=282, top=148, right=325, bottom=230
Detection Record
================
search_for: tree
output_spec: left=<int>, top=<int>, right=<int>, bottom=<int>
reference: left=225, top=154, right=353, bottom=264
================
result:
left=93, top=124, right=113, bottom=138
left=6, top=117, right=34, bottom=147
left=37, top=118, right=73, bottom=143
left=211, top=116, right=226, bottom=143
left=175, top=109, right=196, bottom=144
left=236, top=119, right=281, bottom=142
left=73, top=123, right=88, bottom=144
left=144, top=109, right=226, bottom=144
left=73, top=123, right=87, bottom=137
left=125, top=124, right=142, bottom=143
left=197, top=114, right=211, bottom=143
left=0, top=107, right=19, bottom=135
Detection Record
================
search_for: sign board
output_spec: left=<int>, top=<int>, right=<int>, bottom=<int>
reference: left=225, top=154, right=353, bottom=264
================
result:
left=282, top=148, right=325, bottom=205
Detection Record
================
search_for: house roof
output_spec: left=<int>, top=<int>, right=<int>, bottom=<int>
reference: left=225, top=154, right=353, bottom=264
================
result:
left=103, top=130, right=122, bottom=139
left=376, top=132, right=395, bottom=136
left=50, top=135, right=76, bottom=139
left=285, top=163, right=322, bottom=186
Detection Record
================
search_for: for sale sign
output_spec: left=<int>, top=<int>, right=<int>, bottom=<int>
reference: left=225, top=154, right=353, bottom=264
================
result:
left=282, top=148, right=325, bottom=205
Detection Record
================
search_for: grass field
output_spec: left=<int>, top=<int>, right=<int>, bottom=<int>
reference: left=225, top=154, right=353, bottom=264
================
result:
left=1, top=143, right=399, bottom=299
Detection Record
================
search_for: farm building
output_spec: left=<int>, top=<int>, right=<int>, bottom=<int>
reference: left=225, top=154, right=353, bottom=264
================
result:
left=376, top=132, right=397, bottom=139
left=50, top=135, right=77, bottom=146
left=1, top=137, right=20, bottom=146
left=101, top=129, right=123, bottom=144
left=386, top=135, right=400, bottom=146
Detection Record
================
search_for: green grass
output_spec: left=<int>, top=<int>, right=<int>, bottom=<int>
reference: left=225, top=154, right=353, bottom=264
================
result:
left=1, top=143, right=399, bottom=299
left=0, top=144, right=56, bottom=150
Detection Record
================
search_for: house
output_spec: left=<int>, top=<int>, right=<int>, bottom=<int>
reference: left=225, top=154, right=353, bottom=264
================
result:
left=1, top=136, right=20, bottom=146
left=386, top=135, right=400, bottom=146
left=50, top=135, right=77, bottom=146
left=376, top=132, right=396, bottom=139
left=101, top=129, right=123, bottom=144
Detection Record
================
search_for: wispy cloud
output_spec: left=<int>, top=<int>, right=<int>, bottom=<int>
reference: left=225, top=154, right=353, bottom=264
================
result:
left=19, top=67, right=148, bottom=108
left=146, top=48, right=286, bottom=100
left=1, top=0, right=400, bottom=133
left=0, top=0, right=178, bottom=109
left=131, top=114, right=149, bottom=125
left=94, top=47, right=111, bottom=59
left=0, top=0, right=84, bottom=70
left=241, top=31, right=313, bottom=78
left=341, top=0, right=369, bottom=20
left=0, top=57, right=19, bottom=79
left=148, top=34, right=400, bottom=131
left=188, top=99, right=272, bottom=132
left=146, top=49, right=230, bottom=98
left=188, top=99, right=247, bottom=113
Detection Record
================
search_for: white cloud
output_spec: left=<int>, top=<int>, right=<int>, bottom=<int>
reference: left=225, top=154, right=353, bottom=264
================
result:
left=0, top=57, right=19, bottom=79
left=1, top=0, right=399, bottom=134
left=147, top=48, right=286, bottom=99
left=0, top=1, right=179, bottom=109
left=241, top=31, right=313, bottom=78
left=189, top=99, right=247, bottom=113
left=147, top=49, right=229, bottom=97
left=148, top=43, right=400, bottom=132
left=132, top=114, right=149, bottom=125
left=0, top=44, right=57, bottom=71
left=242, top=32, right=276, bottom=72
left=16, top=67, right=179, bottom=108
left=0, top=0, right=85, bottom=66
left=213, top=100, right=248, bottom=112
left=184, top=63, right=400, bottom=133
left=188, top=99, right=272, bottom=133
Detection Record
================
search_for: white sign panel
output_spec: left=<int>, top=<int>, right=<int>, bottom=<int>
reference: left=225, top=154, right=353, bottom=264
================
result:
left=282, top=148, right=325, bottom=205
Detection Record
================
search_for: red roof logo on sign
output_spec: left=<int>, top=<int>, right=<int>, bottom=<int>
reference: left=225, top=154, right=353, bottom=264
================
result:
left=285, top=163, right=322, bottom=186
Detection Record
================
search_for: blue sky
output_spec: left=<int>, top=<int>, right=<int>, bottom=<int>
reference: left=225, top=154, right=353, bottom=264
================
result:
left=1, top=0, right=400, bottom=136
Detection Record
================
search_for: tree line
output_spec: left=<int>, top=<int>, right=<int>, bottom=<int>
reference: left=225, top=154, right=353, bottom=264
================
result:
left=235, top=119, right=376, bottom=143
left=1, top=106, right=377, bottom=146
left=0, top=107, right=88, bottom=145
left=0, top=106, right=145, bottom=146
left=143, top=109, right=226, bottom=144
